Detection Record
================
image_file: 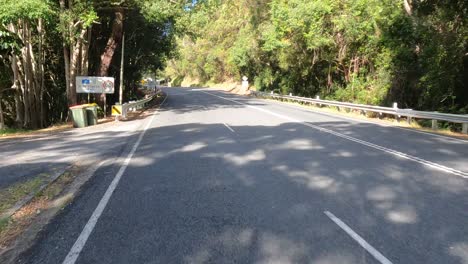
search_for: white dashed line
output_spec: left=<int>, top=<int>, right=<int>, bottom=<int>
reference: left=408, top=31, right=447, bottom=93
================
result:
left=324, top=211, right=393, bottom=264
left=223, top=123, right=235, bottom=133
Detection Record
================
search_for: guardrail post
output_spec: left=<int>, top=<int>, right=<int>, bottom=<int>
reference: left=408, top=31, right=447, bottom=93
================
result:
left=289, top=93, right=292, bottom=96
left=462, top=123, right=467, bottom=134
left=270, top=91, right=274, bottom=95
left=431, top=120, right=438, bottom=130
left=316, top=96, right=321, bottom=107
left=393, top=102, right=400, bottom=122
left=407, top=116, right=412, bottom=125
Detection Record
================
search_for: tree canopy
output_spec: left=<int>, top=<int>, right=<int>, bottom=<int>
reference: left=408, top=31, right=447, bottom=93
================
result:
left=167, top=0, right=468, bottom=114
left=1, top=0, right=467, bottom=131
left=0, top=0, right=187, bottom=129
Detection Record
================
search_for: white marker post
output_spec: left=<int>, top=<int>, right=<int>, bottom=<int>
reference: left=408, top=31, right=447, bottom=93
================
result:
left=242, top=76, right=249, bottom=92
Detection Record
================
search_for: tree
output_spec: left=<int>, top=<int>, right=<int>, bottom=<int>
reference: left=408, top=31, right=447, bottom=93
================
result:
left=0, top=0, right=53, bottom=128
left=59, top=0, right=98, bottom=106
left=167, top=0, right=468, bottom=115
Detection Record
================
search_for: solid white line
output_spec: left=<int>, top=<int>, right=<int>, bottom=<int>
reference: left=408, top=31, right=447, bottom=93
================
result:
left=324, top=211, right=393, bottom=264
left=265, top=98, right=468, bottom=144
left=199, top=90, right=468, bottom=178
left=389, top=126, right=468, bottom=144
left=62, top=95, right=167, bottom=264
left=223, top=123, right=235, bottom=133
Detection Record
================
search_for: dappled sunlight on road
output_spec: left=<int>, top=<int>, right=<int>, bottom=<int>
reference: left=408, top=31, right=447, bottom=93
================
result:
left=183, top=225, right=364, bottom=264
left=223, top=150, right=266, bottom=166
left=13, top=88, right=468, bottom=263
left=116, top=112, right=468, bottom=263
left=449, top=242, right=468, bottom=264
left=386, top=206, right=418, bottom=224
left=273, top=138, right=324, bottom=151
left=257, top=232, right=308, bottom=264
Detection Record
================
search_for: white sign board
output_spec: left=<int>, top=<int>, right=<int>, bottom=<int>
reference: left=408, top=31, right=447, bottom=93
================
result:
left=76, top=76, right=115, bottom=94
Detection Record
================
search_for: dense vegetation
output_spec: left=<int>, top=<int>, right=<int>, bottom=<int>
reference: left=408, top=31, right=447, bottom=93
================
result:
left=1, top=1, right=467, bottom=130
left=167, top=0, right=468, bottom=113
left=0, top=0, right=186, bottom=129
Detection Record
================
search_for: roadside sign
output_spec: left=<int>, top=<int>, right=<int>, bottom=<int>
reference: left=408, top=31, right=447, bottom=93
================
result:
left=111, top=105, right=122, bottom=116
left=76, top=76, right=115, bottom=94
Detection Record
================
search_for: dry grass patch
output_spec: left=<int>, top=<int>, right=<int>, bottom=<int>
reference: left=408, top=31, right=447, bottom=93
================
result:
left=0, top=178, right=45, bottom=216
left=0, top=123, right=72, bottom=140
left=0, top=170, right=75, bottom=251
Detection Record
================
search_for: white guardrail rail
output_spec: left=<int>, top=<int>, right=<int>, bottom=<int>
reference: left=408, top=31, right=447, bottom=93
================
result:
left=113, top=93, right=158, bottom=119
left=252, top=91, right=468, bottom=134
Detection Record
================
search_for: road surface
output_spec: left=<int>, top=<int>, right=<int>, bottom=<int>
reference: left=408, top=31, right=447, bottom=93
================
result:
left=18, top=87, right=468, bottom=263
left=0, top=116, right=143, bottom=189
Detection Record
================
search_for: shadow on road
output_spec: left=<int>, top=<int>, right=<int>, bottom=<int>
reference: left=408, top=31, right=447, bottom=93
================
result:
left=74, top=120, right=468, bottom=263
left=13, top=88, right=468, bottom=263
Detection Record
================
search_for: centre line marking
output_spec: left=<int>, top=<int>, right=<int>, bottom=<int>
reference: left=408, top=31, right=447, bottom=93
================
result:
left=223, top=123, right=235, bottom=133
left=199, top=90, right=468, bottom=178
left=324, top=211, right=393, bottom=264
left=63, top=95, right=168, bottom=264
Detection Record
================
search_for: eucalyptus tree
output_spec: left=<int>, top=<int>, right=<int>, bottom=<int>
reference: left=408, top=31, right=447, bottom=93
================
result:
left=87, top=0, right=187, bottom=110
left=59, top=0, right=98, bottom=106
left=0, top=0, right=53, bottom=128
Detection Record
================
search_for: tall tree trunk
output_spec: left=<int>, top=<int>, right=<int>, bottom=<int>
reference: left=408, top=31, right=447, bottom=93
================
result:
left=99, top=10, right=124, bottom=77
left=81, top=28, right=91, bottom=76
left=98, top=9, right=124, bottom=114
left=23, top=21, right=40, bottom=129
left=26, top=21, right=41, bottom=128
left=10, top=55, right=23, bottom=126
left=20, top=20, right=31, bottom=128
left=17, top=56, right=30, bottom=128
left=60, top=0, right=76, bottom=106
left=38, top=18, right=45, bottom=127
left=0, top=93, right=4, bottom=130
left=69, top=38, right=79, bottom=105
left=403, top=0, right=412, bottom=16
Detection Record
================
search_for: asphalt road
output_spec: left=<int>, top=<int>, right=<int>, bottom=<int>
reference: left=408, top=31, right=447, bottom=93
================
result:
left=0, top=115, right=143, bottom=189
left=18, top=87, right=468, bottom=263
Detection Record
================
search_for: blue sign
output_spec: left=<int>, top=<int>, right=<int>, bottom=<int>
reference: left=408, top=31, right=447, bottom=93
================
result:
left=82, top=79, right=90, bottom=85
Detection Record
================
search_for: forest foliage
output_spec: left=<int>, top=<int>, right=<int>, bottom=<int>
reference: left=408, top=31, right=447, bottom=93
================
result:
left=0, top=0, right=188, bottom=129
left=1, top=0, right=467, bottom=130
left=166, top=0, right=468, bottom=113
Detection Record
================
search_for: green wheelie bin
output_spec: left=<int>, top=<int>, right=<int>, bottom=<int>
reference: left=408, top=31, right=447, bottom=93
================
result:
left=85, top=104, right=98, bottom=126
left=70, top=105, right=88, bottom=128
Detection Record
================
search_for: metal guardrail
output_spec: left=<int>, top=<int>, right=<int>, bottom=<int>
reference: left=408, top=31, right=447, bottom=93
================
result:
left=252, top=91, right=468, bottom=134
left=112, top=93, right=158, bottom=120
left=121, top=96, right=155, bottom=118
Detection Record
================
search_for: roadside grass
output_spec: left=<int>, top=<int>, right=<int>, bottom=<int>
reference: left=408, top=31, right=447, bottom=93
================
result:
left=0, top=177, right=45, bottom=216
left=0, top=171, right=75, bottom=250
left=0, top=128, right=32, bottom=136
left=0, top=123, right=72, bottom=139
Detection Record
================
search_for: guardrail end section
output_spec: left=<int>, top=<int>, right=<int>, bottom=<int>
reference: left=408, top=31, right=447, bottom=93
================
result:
left=432, top=119, right=438, bottom=130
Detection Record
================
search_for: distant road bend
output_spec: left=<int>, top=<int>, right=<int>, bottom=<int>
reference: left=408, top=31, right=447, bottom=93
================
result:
left=20, top=87, right=468, bottom=264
